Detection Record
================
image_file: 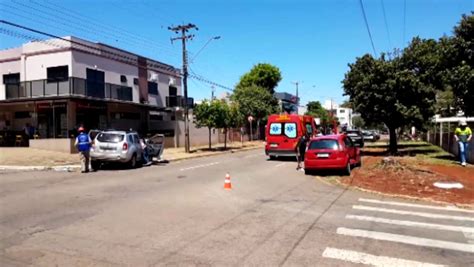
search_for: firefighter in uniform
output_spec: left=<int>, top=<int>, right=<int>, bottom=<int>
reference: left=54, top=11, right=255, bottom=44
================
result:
left=75, top=127, right=92, bottom=173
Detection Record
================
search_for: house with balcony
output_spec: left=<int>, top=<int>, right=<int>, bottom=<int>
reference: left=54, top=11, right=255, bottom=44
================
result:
left=0, top=36, right=188, bottom=149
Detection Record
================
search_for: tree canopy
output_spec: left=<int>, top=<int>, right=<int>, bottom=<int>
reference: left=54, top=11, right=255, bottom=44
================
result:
left=236, top=63, right=282, bottom=94
left=343, top=53, right=437, bottom=153
left=231, top=85, right=278, bottom=121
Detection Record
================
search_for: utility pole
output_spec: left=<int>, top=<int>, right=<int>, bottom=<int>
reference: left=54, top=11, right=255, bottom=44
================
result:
left=211, top=85, right=215, bottom=100
left=169, top=23, right=198, bottom=153
left=292, top=81, right=301, bottom=114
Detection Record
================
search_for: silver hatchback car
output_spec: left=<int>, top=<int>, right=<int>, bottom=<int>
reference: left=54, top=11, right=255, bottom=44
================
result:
left=90, top=130, right=143, bottom=170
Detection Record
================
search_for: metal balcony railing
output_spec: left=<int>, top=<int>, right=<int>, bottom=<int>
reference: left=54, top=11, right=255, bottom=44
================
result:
left=166, top=96, right=194, bottom=108
left=5, top=77, right=133, bottom=102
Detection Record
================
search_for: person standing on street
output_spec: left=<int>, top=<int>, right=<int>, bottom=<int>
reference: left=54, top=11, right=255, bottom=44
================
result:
left=454, top=120, right=472, bottom=167
left=296, top=134, right=309, bottom=170
left=75, top=127, right=92, bottom=173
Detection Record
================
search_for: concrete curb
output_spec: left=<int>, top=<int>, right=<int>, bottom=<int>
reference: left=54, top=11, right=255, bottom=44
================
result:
left=0, top=145, right=263, bottom=172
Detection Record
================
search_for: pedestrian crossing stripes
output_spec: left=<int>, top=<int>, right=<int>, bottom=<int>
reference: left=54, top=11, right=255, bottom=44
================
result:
left=346, top=214, right=474, bottom=233
left=322, top=198, right=474, bottom=266
left=353, top=205, right=474, bottom=221
left=337, top=227, right=474, bottom=253
left=322, top=247, right=446, bottom=267
left=358, top=198, right=474, bottom=213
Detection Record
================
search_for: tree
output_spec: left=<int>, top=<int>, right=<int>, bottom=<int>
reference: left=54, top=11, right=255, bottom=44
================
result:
left=194, top=100, right=228, bottom=150
left=231, top=85, right=278, bottom=139
left=352, top=116, right=365, bottom=129
left=222, top=103, right=244, bottom=149
left=236, top=63, right=282, bottom=94
left=340, top=100, right=353, bottom=109
left=444, top=13, right=474, bottom=116
left=306, top=101, right=329, bottom=123
left=343, top=53, right=436, bottom=154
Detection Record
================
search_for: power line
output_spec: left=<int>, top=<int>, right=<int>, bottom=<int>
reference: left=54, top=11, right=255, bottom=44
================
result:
left=35, top=0, right=176, bottom=51
left=6, top=0, right=178, bottom=56
left=188, top=70, right=234, bottom=92
left=0, top=20, right=178, bottom=74
left=358, top=0, right=378, bottom=57
left=380, top=0, right=392, bottom=49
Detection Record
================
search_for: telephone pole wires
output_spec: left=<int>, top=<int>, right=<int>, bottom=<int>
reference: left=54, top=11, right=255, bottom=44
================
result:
left=169, top=23, right=198, bottom=153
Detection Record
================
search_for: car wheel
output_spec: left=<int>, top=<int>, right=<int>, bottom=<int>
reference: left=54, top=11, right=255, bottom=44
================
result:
left=304, top=169, right=312, bottom=175
left=129, top=154, right=137, bottom=169
left=91, top=160, right=101, bottom=171
left=269, top=155, right=276, bottom=160
left=344, top=161, right=351, bottom=176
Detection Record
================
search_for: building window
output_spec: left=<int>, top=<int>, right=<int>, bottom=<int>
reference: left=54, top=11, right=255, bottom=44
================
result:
left=117, top=86, right=132, bottom=101
left=120, top=75, right=127, bottom=83
left=133, top=78, right=139, bottom=85
left=47, top=66, right=68, bottom=82
left=339, top=109, right=345, bottom=113
left=86, top=68, right=105, bottom=98
left=148, top=82, right=158, bottom=95
left=3, top=73, right=20, bottom=84
left=169, top=86, right=177, bottom=96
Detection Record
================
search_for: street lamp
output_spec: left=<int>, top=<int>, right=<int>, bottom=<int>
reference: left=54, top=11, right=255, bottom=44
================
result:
left=190, top=36, right=221, bottom=63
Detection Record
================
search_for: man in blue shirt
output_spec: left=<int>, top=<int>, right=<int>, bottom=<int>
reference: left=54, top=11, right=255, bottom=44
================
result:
left=74, top=127, right=92, bottom=173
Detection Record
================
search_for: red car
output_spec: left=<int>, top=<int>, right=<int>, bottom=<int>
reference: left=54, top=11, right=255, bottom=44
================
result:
left=304, top=134, right=361, bottom=175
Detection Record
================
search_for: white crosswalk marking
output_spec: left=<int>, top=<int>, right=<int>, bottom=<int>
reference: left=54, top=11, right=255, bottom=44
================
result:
left=322, top=198, right=474, bottom=266
left=358, top=198, right=474, bottom=213
left=353, top=205, right=474, bottom=221
left=337, top=227, right=474, bottom=253
left=346, top=214, right=474, bottom=233
left=322, top=247, right=446, bottom=267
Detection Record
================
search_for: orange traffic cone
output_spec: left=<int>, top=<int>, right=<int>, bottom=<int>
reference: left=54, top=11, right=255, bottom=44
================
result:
left=224, top=173, right=232, bottom=190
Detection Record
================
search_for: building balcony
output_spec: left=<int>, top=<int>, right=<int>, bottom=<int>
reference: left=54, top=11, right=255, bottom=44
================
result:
left=4, top=77, right=133, bottom=102
left=166, top=95, right=194, bottom=108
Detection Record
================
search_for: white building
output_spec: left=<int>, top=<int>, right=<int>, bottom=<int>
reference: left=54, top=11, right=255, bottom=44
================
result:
left=0, top=36, right=184, bottom=139
left=336, top=107, right=353, bottom=128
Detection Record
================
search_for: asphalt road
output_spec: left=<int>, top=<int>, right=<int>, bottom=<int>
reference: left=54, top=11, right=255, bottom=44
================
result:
left=0, top=149, right=473, bottom=266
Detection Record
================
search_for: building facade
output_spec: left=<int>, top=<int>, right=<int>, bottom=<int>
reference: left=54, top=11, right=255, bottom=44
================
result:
left=0, top=36, right=184, bottom=141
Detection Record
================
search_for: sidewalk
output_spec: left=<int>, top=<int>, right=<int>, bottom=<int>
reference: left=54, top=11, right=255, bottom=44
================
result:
left=0, top=141, right=264, bottom=170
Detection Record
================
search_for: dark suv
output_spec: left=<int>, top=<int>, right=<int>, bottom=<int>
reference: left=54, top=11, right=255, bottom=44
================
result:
left=345, top=129, right=365, bottom=148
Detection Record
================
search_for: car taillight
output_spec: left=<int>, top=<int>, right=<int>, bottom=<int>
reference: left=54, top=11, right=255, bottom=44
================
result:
left=123, top=143, right=128, bottom=150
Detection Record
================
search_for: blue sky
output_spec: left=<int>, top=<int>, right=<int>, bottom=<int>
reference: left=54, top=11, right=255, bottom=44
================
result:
left=1, top=0, right=472, bottom=105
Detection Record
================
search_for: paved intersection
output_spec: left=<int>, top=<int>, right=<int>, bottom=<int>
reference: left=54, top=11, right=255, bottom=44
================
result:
left=0, top=149, right=472, bottom=266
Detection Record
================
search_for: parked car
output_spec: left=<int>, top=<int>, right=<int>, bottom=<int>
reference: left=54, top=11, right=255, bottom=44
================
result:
left=362, top=130, right=376, bottom=142
left=146, top=134, right=165, bottom=161
left=304, top=134, right=361, bottom=175
left=90, top=130, right=143, bottom=170
left=345, top=129, right=365, bottom=147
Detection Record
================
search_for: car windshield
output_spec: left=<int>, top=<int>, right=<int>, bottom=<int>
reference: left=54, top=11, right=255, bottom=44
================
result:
left=309, top=139, right=339, bottom=150
left=97, top=133, right=124, bottom=143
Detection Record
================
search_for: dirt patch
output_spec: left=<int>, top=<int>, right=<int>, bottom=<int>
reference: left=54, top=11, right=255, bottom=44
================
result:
left=340, top=143, right=474, bottom=205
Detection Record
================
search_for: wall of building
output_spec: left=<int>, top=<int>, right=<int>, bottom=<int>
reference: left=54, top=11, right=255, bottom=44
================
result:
left=24, top=51, right=73, bottom=81
left=336, top=108, right=353, bottom=128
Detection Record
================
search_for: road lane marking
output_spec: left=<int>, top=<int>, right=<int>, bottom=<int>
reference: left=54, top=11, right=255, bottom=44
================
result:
left=346, top=215, right=474, bottom=233
left=337, top=227, right=474, bottom=253
left=179, top=162, right=220, bottom=171
left=275, top=163, right=287, bottom=167
left=464, top=232, right=474, bottom=244
left=322, top=247, right=446, bottom=267
left=359, top=198, right=474, bottom=213
left=353, top=205, right=474, bottom=222
left=244, top=154, right=259, bottom=158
